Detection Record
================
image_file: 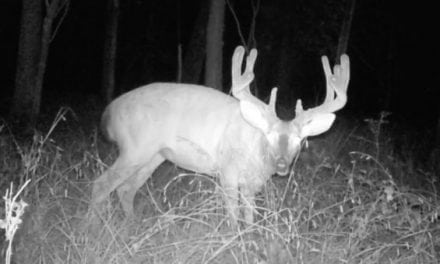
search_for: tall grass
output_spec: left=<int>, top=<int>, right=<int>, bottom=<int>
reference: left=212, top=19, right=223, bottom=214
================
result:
left=0, top=110, right=439, bottom=263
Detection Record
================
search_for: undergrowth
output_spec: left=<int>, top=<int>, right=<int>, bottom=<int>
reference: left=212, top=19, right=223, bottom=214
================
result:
left=0, top=110, right=439, bottom=264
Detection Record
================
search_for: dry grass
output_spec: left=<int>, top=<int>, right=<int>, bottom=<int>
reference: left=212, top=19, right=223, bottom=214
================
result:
left=0, top=110, right=439, bottom=264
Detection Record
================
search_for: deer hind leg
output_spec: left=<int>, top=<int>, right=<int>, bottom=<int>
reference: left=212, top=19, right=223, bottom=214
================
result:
left=90, top=150, right=152, bottom=214
left=116, top=154, right=165, bottom=218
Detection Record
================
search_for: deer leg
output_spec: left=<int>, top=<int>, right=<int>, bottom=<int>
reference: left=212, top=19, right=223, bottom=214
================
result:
left=116, top=154, right=165, bottom=218
left=241, top=187, right=256, bottom=224
left=91, top=157, right=139, bottom=211
left=90, top=147, right=156, bottom=215
left=223, top=186, right=240, bottom=226
left=221, top=168, right=241, bottom=226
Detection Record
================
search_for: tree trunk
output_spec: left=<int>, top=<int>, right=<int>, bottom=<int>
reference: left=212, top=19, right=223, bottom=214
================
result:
left=11, top=0, right=42, bottom=129
left=11, top=0, right=68, bottom=130
left=36, top=0, right=65, bottom=115
left=336, top=0, right=356, bottom=61
left=102, top=0, right=120, bottom=103
left=436, top=119, right=440, bottom=147
left=205, top=0, right=225, bottom=91
left=431, top=116, right=440, bottom=170
left=181, top=0, right=209, bottom=84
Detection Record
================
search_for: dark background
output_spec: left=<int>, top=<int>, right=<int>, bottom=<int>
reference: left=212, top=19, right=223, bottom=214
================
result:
left=0, top=0, right=438, bottom=131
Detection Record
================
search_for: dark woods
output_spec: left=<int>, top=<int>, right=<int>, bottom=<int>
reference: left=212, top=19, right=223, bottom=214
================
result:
left=0, top=0, right=439, bottom=156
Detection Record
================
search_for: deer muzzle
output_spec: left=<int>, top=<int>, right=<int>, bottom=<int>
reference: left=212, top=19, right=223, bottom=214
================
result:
left=275, top=157, right=290, bottom=176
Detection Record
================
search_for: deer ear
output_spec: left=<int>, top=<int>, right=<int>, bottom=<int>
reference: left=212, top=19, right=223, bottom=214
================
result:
left=300, top=113, right=336, bottom=138
left=239, top=101, right=270, bottom=133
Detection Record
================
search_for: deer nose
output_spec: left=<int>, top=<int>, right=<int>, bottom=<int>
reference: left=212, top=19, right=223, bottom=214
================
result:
left=275, top=158, right=290, bottom=176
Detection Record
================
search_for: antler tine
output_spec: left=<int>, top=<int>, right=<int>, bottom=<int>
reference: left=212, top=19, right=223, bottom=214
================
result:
left=245, top=48, right=258, bottom=79
left=231, top=46, right=256, bottom=97
left=295, top=99, right=304, bottom=116
left=296, top=54, right=350, bottom=120
left=269, top=87, right=278, bottom=115
left=231, top=46, right=245, bottom=92
left=323, top=54, right=349, bottom=111
left=230, top=46, right=267, bottom=109
left=321, top=55, right=335, bottom=104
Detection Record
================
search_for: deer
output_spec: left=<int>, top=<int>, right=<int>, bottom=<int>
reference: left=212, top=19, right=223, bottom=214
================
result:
left=90, top=46, right=350, bottom=225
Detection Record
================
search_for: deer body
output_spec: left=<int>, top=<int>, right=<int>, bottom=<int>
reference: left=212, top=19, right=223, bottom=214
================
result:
left=103, top=83, right=241, bottom=175
left=91, top=46, right=350, bottom=224
left=94, top=83, right=277, bottom=222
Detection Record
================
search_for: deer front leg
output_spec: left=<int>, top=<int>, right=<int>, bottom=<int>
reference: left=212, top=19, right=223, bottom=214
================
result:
left=221, top=168, right=241, bottom=226
left=241, top=186, right=256, bottom=224
left=223, top=185, right=240, bottom=226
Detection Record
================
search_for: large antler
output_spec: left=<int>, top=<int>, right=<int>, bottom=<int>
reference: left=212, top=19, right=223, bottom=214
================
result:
left=231, top=46, right=278, bottom=115
left=295, top=54, right=350, bottom=122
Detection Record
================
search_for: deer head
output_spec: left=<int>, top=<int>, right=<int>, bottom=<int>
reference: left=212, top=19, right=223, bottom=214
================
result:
left=90, top=46, right=350, bottom=225
left=230, top=47, right=349, bottom=177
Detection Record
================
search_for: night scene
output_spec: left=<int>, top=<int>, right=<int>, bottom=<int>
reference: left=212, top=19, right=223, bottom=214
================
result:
left=0, top=0, right=439, bottom=263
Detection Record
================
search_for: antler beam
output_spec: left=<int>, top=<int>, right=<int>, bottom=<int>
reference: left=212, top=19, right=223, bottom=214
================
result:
left=231, top=46, right=278, bottom=114
left=295, top=54, right=350, bottom=120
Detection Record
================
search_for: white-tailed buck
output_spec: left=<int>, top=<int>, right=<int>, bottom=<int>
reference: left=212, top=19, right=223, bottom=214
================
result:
left=91, top=46, right=350, bottom=224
